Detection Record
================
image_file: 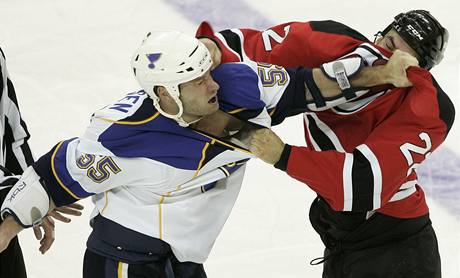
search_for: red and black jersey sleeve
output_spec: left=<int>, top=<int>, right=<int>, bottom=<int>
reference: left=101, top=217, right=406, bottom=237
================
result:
left=280, top=68, right=455, bottom=216
left=196, top=20, right=369, bottom=68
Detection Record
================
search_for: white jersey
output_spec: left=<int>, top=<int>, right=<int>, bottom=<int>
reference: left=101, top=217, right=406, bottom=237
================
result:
left=32, top=61, right=291, bottom=263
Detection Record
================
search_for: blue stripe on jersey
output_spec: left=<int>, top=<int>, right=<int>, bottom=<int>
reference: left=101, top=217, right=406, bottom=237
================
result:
left=99, top=111, right=213, bottom=170
left=53, top=138, right=93, bottom=198
left=223, top=159, right=248, bottom=174
left=213, top=63, right=265, bottom=117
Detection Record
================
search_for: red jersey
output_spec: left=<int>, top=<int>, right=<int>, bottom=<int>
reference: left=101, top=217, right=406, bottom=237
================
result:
left=197, top=21, right=455, bottom=219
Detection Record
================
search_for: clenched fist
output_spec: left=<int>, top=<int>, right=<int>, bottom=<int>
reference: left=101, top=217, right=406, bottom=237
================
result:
left=384, top=49, right=419, bottom=87
left=249, top=128, right=286, bottom=165
left=199, top=38, right=222, bottom=70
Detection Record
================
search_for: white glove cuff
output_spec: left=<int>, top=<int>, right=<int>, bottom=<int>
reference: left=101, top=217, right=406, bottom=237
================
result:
left=1, top=167, right=50, bottom=228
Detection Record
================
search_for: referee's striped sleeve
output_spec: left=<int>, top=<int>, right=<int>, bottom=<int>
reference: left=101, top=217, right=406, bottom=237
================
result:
left=0, top=47, right=34, bottom=175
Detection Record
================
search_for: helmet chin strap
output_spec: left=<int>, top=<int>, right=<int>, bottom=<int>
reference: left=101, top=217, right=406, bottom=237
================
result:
left=182, top=116, right=204, bottom=127
left=151, top=93, right=204, bottom=128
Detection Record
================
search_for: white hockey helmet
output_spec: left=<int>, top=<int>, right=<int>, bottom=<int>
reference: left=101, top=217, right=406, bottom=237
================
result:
left=131, top=30, right=213, bottom=126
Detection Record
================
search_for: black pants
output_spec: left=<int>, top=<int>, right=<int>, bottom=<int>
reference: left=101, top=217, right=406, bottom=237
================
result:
left=0, top=188, right=27, bottom=278
left=83, top=249, right=206, bottom=278
left=322, top=224, right=441, bottom=278
left=309, top=197, right=441, bottom=278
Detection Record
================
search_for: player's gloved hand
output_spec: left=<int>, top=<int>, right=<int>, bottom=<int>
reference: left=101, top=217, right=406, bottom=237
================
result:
left=384, top=49, right=419, bottom=87
left=199, top=37, right=222, bottom=70
left=249, top=128, right=286, bottom=165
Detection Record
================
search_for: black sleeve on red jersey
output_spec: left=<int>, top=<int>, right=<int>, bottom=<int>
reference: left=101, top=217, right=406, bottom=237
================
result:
left=351, top=148, right=374, bottom=211
left=217, top=30, right=244, bottom=61
left=309, top=20, right=370, bottom=43
left=305, top=114, right=336, bottom=150
left=432, top=78, right=455, bottom=135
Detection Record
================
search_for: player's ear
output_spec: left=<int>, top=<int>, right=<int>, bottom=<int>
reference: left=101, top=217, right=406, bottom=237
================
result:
left=155, top=86, right=171, bottom=100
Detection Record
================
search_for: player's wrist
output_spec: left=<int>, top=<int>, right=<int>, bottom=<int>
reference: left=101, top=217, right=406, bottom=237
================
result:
left=274, top=144, right=292, bottom=171
left=379, top=64, right=395, bottom=85
left=0, top=215, right=22, bottom=237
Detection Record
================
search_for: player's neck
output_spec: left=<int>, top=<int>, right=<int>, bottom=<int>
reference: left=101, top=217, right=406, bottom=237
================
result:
left=191, top=110, right=238, bottom=138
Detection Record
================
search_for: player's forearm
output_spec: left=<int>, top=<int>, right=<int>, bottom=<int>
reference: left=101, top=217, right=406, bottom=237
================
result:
left=311, top=65, right=389, bottom=99
left=0, top=215, right=23, bottom=252
left=309, top=50, right=418, bottom=101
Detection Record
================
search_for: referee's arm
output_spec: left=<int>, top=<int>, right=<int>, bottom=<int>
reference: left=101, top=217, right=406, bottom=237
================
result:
left=0, top=47, right=34, bottom=176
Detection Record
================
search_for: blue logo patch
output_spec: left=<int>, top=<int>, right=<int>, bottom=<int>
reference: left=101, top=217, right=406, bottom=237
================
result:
left=147, top=53, right=162, bottom=69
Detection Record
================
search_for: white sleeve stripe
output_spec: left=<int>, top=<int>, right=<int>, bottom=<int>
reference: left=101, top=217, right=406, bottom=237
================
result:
left=343, top=153, right=354, bottom=211
left=331, top=91, right=386, bottom=115
left=303, top=114, right=321, bottom=151
left=7, top=102, right=30, bottom=170
left=307, top=113, right=345, bottom=152
left=12, top=139, right=28, bottom=170
left=231, top=28, right=250, bottom=61
left=356, top=144, right=382, bottom=209
left=215, top=32, right=243, bottom=62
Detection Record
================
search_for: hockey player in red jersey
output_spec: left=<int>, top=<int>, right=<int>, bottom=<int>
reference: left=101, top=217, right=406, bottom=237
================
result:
left=197, top=10, right=454, bottom=278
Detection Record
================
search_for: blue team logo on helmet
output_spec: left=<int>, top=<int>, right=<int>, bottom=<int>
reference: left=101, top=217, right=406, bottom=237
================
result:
left=146, top=53, right=162, bottom=69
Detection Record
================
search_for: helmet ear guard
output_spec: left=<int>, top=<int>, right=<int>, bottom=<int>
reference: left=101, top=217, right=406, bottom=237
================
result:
left=380, top=10, right=448, bottom=69
left=149, top=84, right=185, bottom=125
left=131, top=31, right=213, bottom=126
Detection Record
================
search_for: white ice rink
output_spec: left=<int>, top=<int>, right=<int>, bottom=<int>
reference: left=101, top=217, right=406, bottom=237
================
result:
left=0, top=0, right=459, bottom=277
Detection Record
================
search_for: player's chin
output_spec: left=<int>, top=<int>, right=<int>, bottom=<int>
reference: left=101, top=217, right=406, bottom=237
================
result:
left=202, top=104, right=219, bottom=116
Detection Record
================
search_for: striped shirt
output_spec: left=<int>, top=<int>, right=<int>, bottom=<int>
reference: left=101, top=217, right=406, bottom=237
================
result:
left=0, top=47, right=34, bottom=184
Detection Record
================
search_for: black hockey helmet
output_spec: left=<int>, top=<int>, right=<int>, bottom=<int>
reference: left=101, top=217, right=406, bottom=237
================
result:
left=381, top=10, right=449, bottom=69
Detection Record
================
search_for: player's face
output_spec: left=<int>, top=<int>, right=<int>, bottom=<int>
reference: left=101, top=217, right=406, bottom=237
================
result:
left=179, top=70, right=220, bottom=121
left=376, top=29, right=419, bottom=59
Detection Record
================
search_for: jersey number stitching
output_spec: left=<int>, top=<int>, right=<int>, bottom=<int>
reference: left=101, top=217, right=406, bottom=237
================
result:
left=77, top=154, right=121, bottom=183
left=261, top=25, right=291, bottom=51
left=399, top=132, right=432, bottom=176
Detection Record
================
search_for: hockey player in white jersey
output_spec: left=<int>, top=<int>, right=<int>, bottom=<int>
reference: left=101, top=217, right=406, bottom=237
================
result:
left=0, top=30, right=416, bottom=277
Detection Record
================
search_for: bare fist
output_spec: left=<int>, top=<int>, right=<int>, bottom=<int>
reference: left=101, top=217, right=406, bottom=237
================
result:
left=384, top=49, right=419, bottom=87
left=249, top=128, right=285, bottom=165
left=199, top=38, right=222, bottom=70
